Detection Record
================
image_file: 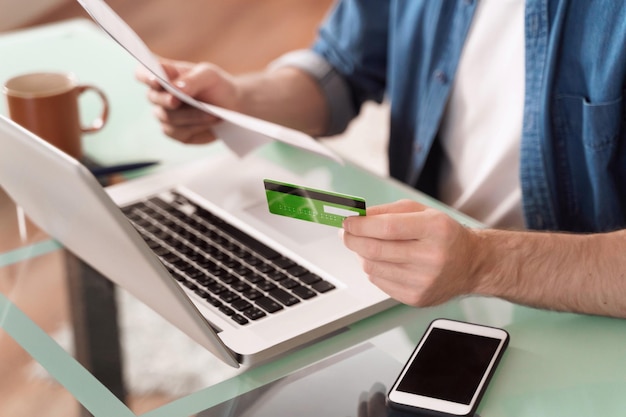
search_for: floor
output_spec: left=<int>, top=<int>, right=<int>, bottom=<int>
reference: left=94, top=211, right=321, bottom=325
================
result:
left=1, top=1, right=345, bottom=416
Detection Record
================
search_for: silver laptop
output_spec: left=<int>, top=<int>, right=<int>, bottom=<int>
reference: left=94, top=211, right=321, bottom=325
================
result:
left=0, top=114, right=396, bottom=368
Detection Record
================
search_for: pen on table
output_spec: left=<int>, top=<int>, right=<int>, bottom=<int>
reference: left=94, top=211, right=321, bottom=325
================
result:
left=89, top=161, right=159, bottom=177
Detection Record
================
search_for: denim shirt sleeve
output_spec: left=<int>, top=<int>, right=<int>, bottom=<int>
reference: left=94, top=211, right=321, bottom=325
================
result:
left=310, top=1, right=389, bottom=117
left=267, top=0, right=389, bottom=136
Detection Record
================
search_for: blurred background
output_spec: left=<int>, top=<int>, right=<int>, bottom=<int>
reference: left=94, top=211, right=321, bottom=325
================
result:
left=2, top=0, right=331, bottom=72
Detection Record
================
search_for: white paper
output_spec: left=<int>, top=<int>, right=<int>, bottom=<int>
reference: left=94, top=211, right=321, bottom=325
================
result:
left=76, top=0, right=342, bottom=163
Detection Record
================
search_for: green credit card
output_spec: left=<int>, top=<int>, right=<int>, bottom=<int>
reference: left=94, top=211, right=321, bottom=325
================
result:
left=264, top=179, right=366, bottom=228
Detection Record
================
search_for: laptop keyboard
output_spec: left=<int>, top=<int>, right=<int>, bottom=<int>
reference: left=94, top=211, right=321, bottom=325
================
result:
left=121, top=191, right=336, bottom=326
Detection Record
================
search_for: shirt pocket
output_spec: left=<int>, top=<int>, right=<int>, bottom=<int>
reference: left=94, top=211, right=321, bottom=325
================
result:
left=551, top=93, right=625, bottom=231
left=553, top=93, right=623, bottom=154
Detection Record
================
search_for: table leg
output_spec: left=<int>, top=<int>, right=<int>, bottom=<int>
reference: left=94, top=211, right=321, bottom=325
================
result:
left=65, top=251, right=127, bottom=416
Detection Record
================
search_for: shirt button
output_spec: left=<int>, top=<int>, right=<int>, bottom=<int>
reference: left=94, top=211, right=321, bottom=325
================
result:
left=434, top=70, right=448, bottom=84
left=413, top=143, right=422, bottom=153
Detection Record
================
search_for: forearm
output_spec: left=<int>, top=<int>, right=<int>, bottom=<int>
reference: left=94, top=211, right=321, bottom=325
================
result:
left=234, top=67, right=329, bottom=137
left=474, top=228, right=626, bottom=317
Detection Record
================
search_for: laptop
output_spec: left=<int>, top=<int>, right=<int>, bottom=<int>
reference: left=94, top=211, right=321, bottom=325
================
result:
left=0, top=114, right=396, bottom=368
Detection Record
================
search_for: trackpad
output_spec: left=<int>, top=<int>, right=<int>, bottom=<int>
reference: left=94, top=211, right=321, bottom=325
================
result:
left=244, top=199, right=335, bottom=245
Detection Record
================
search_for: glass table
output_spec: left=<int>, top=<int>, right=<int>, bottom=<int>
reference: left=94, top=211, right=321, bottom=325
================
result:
left=2, top=19, right=626, bottom=417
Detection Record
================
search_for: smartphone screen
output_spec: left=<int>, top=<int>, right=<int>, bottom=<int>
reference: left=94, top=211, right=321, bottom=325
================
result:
left=388, top=319, right=509, bottom=416
left=396, top=328, right=501, bottom=404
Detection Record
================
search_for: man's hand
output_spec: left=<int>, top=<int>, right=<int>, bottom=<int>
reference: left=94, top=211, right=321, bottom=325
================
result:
left=136, top=56, right=329, bottom=144
left=341, top=199, right=482, bottom=307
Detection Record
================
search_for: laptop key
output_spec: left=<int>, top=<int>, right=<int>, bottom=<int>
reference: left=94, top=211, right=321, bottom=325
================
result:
left=254, top=262, right=275, bottom=274
left=256, top=297, right=283, bottom=313
left=286, top=265, right=309, bottom=277
left=311, top=280, right=336, bottom=293
left=202, top=294, right=223, bottom=308
left=243, top=307, right=266, bottom=321
left=266, top=270, right=289, bottom=282
left=218, top=290, right=240, bottom=303
left=231, top=314, right=249, bottom=325
left=279, top=277, right=299, bottom=289
left=271, top=256, right=296, bottom=269
left=205, top=281, right=226, bottom=295
left=269, top=288, right=300, bottom=306
left=230, top=280, right=251, bottom=293
left=241, top=288, right=263, bottom=300
left=219, top=305, right=235, bottom=316
left=256, top=280, right=277, bottom=292
left=298, top=272, right=322, bottom=285
left=242, top=272, right=265, bottom=284
left=231, top=299, right=252, bottom=311
left=292, top=285, right=317, bottom=300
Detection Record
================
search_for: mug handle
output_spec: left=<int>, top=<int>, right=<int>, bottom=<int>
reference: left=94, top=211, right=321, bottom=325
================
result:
left=77, top=84, right=109, bottom=133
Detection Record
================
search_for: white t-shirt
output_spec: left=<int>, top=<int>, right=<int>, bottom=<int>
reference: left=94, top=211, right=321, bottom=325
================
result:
left=438, top=0, right=525, bottom=229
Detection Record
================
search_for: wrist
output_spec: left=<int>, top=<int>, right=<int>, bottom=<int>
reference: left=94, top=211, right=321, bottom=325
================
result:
left=468, top=228, right=520, bottom=299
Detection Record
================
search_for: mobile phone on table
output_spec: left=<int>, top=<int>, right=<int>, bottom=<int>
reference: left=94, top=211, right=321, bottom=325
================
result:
left=387, top=318, right=509, bottom=417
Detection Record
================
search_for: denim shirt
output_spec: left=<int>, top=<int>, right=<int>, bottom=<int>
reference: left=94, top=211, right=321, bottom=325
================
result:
left=308, top=0, right=626, bottom=233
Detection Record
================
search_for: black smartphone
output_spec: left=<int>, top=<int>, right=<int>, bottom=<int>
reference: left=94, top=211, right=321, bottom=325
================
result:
left=387, top=318, right=509, bottom=417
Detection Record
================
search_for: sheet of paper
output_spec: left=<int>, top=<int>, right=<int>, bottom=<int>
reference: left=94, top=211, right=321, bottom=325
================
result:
left=76, top=0, right=342, bottom=163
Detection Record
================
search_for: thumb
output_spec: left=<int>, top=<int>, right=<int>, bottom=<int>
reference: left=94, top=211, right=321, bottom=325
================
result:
left=173, top=63, right=224, bottom=97
left=342, top=199, right=429, bottom=237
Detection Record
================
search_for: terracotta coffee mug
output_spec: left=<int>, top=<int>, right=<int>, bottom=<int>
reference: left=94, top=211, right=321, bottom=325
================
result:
left=3, top=72, right=109, bottom=159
